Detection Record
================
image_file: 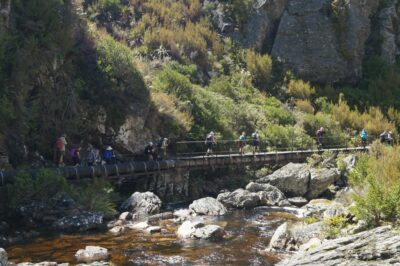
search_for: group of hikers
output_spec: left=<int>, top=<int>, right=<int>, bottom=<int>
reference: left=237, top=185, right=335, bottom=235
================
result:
left=53, top=134, right=116, bottom=167
left=144, top=137, right=169, bottom=161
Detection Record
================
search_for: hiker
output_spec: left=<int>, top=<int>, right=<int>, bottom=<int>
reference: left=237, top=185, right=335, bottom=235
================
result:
left=251, top=131, right=260, bottom=154
left=316, top=127, right=325, bottom=150
left=103, top=145, right=116, bottom=164
left=205, top=131, right=216, bottom=156
left=54, top=134, right=67, bottom=167
left=360, top=129, right=368, bottom=147
left=157, top=137, right=169, bottom=160
left=380, top=131, right=388, bottom=143
left=238, top=131, right=247, bottom=155
left=85, top=144, right=97, bottom=166
left=144, top=142, right=155, bottom=161
left=387, top=131, right=394, bottom=146
left=69, top=146, right=81, bottom=165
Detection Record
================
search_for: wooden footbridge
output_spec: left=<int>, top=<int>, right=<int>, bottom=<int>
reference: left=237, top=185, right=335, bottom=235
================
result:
left=0, top=146, right=367, bottom=186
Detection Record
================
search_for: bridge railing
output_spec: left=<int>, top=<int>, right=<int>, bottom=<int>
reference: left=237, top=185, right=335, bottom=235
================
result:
left=173, top=134, right=377, bottom=158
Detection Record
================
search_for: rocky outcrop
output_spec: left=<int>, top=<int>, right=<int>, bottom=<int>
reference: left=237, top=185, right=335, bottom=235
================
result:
left=0, top=248, right=7, bottom=266
left=379, top=0, right=400, bottom=65
left=75, top=246, right=109, bottom=263
left=52, top=212, right=104, bottom=232
left=257, top=163, right=310, bottom=197
left=271, top=0, right=379, bottom=84
left=121, top=192, right=162, bottom=217
left=306, top=168, right=340, bottom=199
left=278, top=226, right=400, bottom=265
left=177, top=221, right=225, bottom=241
left=189, top=197, right=227, bottom=216
left=217, top=189, right=260, bottom=209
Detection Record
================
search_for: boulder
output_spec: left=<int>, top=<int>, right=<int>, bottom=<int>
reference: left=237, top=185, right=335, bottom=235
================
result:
left=189, top=197, right=227, bottom=216
left=217, top=189, right=260, bottom=209
left=278, top=226, right=400, bottom=265
left=146, top=226, right=161, bottom=234
left=121, top=192, right=162, bottom=216
left=298, top=237, right=322, bottom=252
left=126, top=221, right=149, bottom=230
left=0, top=248, right=7, bottom=266
left=257, top=163, right=310, bottom=197
left=52, top=212, right=104, bottom=232
left=109, top=225, right=126, bottom=235
left=118, top=212, right=132, bottom=221
left=305, top=168, right=340, bottom=199
left=288, top=197, right=308, bottom=207
left=290, top=222, right=324, bottom=245
left=268, top=222, right=290, bottom=250
left=302, top=199, right=348, bottom=219
left=246, top=182, right=287, bottom=206
left=177, top=221, right=225, bottom=241
left=75, top=246, right=109, bottom=263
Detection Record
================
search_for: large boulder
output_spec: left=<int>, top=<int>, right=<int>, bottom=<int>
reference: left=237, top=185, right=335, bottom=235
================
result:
left=271, top=0, right=379, bottom=84
left=189, top=197, right=227, bottom=216
left=121, top=192, right=162, bottom=216
left=268, top=222, right=291, bottom=250
left=257, top=163, right=310, bottom=197
left=0, top=248, right=7, bottom=266
left=278, top=226, right=400, bottom=265
left=52, top=212, right=104, bottom=232
left=306, top=168, right=340, bottom=199
left=246, top=182, right=287, bottom=206
left=177, top=221, right=225, bottom=241
left=302, top=199, right=348, bottom=219
left=217, top=189, right=260, bottom=209
left=75, top=246, right=109, bottom=263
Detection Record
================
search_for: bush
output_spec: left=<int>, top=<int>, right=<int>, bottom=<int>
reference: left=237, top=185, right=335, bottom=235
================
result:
left=349, top=144, right=400, bottom=226
left=288, top=79, right=315, bottom=99
left=153, top=66, right=193, bottom=100
left=261, top=125, right=314, bottom=151
left=245, top=49, right=273, bottom=90
left=323, top=215, right=349, bottom=239
left=295, top=99, right=315, bottom=114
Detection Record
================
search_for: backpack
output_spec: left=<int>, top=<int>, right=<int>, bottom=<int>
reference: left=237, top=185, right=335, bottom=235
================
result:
left=55, top=138, right=64, bottom=150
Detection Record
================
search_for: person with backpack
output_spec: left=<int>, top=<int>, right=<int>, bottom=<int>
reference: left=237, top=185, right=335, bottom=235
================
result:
left=316, top=127, right=325, bottom=150
left=69, top=146, right=81, bottom=165
left=238, top=132, right=247, bottom=155
left=251, top=131, right=260, bottom=154
left=144, top=142, right=155, bottom=161
left=360, top=129, right=368, bottom=147
left=103, top=146, right=115, bottom=164
left=205, top=131, right=216, bottom=156
left=85, top=144, right=97, bottom=166
left=54, top=134, right=67, bottom=167
left=380, top=131, right=388, bottom=143
left=157, top=137, right=169, bottom=160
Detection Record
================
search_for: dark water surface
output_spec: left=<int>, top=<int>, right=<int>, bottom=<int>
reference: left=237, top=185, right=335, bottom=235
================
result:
left=6, top=209, right=296, bottom=265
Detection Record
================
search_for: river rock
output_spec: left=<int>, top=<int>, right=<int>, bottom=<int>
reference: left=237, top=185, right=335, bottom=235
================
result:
left=146, top=226, right=161, bottom=234
left=52, top=212, right=104, bottom=232
left=217, top=189, right=260, bottom=209
left=305, top=168, right=340, bottom=199
left=189, top=197, right=227, bottom=216
left=127, top=221, right=149, bottom=230
left=121, top=192, right=162, bottom=216
left=109, top=225, right=126, bottom=235
left=177, top=221, right=225, bottom=241
left=0, top=248, right=7, bottom=266
left=257, top=163, right=310, bottom=197
left=303, top=199, right=348, bottom=219
left=278, top=226, right=400, bottom=265
left=16, top=263, right=67, bottom=266
left=246, top=182, right=287, bottom=206
left=288, top=197, right=308, bottom=207
left=268, top=222, right=290, bottom=250
left=75, top=246, right=109, bottom=263
left=118, top=212, right=132, bottom=221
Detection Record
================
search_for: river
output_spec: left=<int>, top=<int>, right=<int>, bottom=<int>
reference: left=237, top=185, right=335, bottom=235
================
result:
left=5, top=208, right=297, bottom=265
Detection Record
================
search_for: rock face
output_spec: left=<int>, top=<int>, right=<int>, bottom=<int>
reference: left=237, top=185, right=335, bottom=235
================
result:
left=278, top=226, right=400, bottom=266
left=379, top=1, right=400, bottom=65
left=52, top=212, right=104, bottom=232
left=75, top=246, right=109, bottom=263
left=177, top=221, right=225, bottom=241
left=306, top=168, right=340, bottom=199
left=189, top=197, right=227, bottom=216
left=271, top=0, right=379, bottom=84
left=0, top=248, right=7, bottom=266
left=121, top=192, right=162, bottom=217
left=257, top=163, right=310, bottom=197
left=217, top=189, right=260, bottom=209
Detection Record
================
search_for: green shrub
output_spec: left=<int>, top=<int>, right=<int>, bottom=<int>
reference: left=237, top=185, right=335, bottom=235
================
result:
left=261, top=125, right=315, bottom=151
left=323, top=215, right=349, bottom=239
left=153, top=66, right=193, bottom=100
left=245, top=49, right=273, bottom=90
left=288, top=79, right=315, bottom=99
left=304, top=215, right=318, bottom=224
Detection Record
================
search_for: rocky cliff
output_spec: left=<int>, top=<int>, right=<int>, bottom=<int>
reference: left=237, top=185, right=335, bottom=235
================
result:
left=220, top=0, right=400, bottom=84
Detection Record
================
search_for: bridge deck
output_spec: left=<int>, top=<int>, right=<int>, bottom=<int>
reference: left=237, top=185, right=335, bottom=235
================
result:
left=0, top=147, right=367, bottom=186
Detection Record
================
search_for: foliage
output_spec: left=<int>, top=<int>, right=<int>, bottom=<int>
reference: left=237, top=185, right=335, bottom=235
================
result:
left=323, top=215, right=349, bottom=239
left=295, top=99, right=315, bottom=114
left=288, top=79, right=315, bottom=99
left=153, top=66, right=193, bottom=100
left=245, top=49, right=273, bottom=90
left=304, top=215, right=318, bottom=224
left=261, top=125, right=314, bottom=151
left=349, top=144, right=400, bottom=227
left=6, top=170, right=69, bottom=210
left=220, top=0, right=253, bottom=28
left=72, top=178, right=118, bottom=216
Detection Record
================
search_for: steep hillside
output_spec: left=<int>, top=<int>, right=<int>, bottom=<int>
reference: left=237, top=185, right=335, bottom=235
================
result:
left=0, top=0, right=399, bottom=166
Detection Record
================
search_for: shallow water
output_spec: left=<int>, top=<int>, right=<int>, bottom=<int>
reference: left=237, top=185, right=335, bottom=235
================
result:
left=6, top=209, right=295, bottom=265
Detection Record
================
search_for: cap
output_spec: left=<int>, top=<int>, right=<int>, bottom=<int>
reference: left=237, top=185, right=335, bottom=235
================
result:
left=106, top=146, right=113, bottom=151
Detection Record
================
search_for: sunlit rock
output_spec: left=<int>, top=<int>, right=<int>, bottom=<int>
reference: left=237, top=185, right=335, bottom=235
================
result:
left=75, top=246, right=109, bottom=263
